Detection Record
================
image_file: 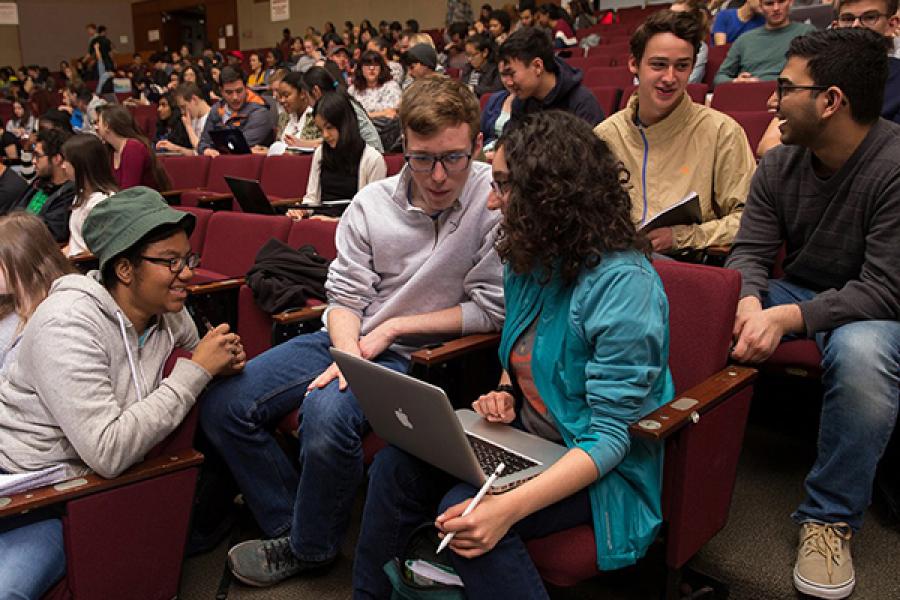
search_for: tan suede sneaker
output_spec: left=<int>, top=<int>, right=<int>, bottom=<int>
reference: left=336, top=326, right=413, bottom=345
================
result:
left=793, top=522, right=856, bottom=599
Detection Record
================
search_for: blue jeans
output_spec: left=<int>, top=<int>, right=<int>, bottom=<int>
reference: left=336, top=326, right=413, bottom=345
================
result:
left=764, top=279, right=900, bottom=530
left=96, top=59, right=112, bottom=95
left=352, top=446, right=592, bottom=600
left=0, top=510, right=66, bottom=599
left=200, top=330, right=408, bottom=561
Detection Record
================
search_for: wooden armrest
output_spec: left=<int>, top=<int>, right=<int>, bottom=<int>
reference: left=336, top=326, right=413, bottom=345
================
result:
left=271, top=303, right=326, bottom=325
left=410, top=333, right=502, bottom=367
left=270, top=197, right=306, bottom=207
left=197, top=193, right=233, bottom=205
left=68, top=251, right=97, bottom=264
left=160, top=188, right=192, bottom=198
left=629, top=365, right=757, bottom=441
left=187, top=277, right=245, bottom=295
left=0, top=448, right=203, bottom=518
left=705, top=245, right=731, bottom=256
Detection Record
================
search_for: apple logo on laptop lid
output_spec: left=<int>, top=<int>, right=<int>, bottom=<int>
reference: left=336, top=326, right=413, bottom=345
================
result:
left=395, top=408, right=413, bottom=430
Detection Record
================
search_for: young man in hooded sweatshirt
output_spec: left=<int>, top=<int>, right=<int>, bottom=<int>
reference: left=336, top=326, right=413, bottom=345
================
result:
left=497, top=26, right=604, bottom=127
left=0, top=187, right=244, bottom=599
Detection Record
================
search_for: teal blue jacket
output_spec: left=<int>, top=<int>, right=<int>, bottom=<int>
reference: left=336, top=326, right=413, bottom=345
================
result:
left=499, top=251, right=674, bottom=570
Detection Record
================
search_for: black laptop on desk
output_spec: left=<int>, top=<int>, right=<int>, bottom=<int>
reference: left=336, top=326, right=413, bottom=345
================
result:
left=209, top=128, right=252, bottom=155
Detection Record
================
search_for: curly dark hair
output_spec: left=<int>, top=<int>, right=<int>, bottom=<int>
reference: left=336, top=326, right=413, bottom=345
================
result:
left=495, top=111, right=646, bottom=285
left=352, top=51, right=391, bottom=91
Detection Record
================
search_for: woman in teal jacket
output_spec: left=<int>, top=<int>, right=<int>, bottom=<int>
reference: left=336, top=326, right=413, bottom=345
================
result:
left=352, top=111, right=674, bottom=599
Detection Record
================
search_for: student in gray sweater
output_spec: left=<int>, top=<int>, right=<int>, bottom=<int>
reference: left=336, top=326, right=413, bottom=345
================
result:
left=714, top=0, right=815, bottom=86
left=0, top=188, right=244, bottom=599
left=200, top=77, right=505, bottom=589
left=725, top=29, right=900, bottom=600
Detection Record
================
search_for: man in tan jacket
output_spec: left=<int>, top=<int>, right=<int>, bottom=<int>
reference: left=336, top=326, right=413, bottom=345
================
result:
left=595, top=10, right=756, bottom=256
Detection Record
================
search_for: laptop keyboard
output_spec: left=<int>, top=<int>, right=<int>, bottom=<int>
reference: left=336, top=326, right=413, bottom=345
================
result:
left=466, top=434, right=538, bottom=476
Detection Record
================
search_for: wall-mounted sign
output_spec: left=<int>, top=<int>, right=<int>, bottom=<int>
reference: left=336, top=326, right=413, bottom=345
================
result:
left=148, top=29, right=160, bottom=42
left=0, top=2, right=19, bottom=25
left=271, top=0, right=290, bottom=22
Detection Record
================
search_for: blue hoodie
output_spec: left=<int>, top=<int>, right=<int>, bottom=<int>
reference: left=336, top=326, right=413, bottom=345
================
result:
left=509, top=57, right=604, bottom=127
left=883, top=58, right=900, bottom=124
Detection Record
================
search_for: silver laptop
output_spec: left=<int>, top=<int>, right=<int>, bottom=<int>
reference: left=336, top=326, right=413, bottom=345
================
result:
left=330, top=348, right=567, bottom=492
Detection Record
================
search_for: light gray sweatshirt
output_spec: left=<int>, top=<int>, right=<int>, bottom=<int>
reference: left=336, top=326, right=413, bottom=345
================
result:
left=0, top=272, right=210, bottom=479
left=324, top=161, right=505, bottom=351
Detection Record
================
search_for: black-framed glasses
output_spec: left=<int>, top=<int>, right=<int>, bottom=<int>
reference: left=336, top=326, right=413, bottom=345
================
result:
left=776, top=79, right=829, bottom=101
left=404, top=149, right=473, bottom=174
left=836, top=11, right=889, bottom=27
left=490, top=178, right=512, bottom=196
left=140, top=253, right=201, bottom=273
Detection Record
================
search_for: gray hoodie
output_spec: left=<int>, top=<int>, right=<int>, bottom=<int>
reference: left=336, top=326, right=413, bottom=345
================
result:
left=0, top=272, right=210, bottom=478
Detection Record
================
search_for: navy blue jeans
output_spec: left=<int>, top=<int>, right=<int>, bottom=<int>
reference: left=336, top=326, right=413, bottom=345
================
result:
left=764, top=279, right=900, bottom=530
left=0, top=498, right=65, bottom=599
left=352, top=445, right=592, bottom=600
left=200, top=330, right=408, bottom=561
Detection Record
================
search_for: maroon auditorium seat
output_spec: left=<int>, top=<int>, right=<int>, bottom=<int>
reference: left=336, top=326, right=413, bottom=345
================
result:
left=180, top=154, right=265, bottom=209
left=174, top=205, right=213, bottom=254
left=527, top=260, right=756, bottom=596
left=259, top=154, right=313, bottom=203
left=160, top=155, right=211, bottom=192
left=723, top=110, right=775, bottom=153
left=704, top=43, right=731, bottom=89
left=710, top=80, right=777, bottom=112
left=191, top=211, right=291, bottom=284
left=589, top=86, right=622, bottom=118
left=384, top=153, right=405, bottom=176
left=583, top=66, right=635, bottom=89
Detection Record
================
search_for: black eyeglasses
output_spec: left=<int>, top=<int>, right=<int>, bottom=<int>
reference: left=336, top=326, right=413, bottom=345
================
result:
left=776, top=79, right=829, bottom=101
left=490, top=178, right=511, bottom=196
left=140, top=253, right=201, bottom=273
left=836, top=11, right=889, bottom=27
left=404, top=149, right=473, bottom=174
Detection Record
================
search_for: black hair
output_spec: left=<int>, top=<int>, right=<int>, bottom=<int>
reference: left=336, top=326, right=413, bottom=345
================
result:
left=39, top=108, right=73, bottom=133
left=448, top=22, right=470, bottom=39
left=76, top=87, right=94, bottom=103
left=489, top=10, right=512, bottom=33
left=314, top=92, right=365, bottom=176
left=61, top=134, right=118, bottom=208
left=303, top=66, right=345, bottom=95
left=497, top=27, right=558, bottom=74
left=465, top=33, right=498, bottom=62
left=323, top=32, right=343, bottom=47
left=786, top=28, right=888, bottom=124
left=630, top=10, right=703, bottom=65
left=389, top=21, right=403, bottom=32
left=353, top=51, right=392, bottom=90
left=281, top=70, right=309, bottom=94
left=36, top=127, right=71, bottom=159
left=405, top=19, right=420, bottom=32
left=98, top=25, right=107, bottom=34
left=101, top=221, right=192, bottom=289
left=220, top=66, right=244, bottom=85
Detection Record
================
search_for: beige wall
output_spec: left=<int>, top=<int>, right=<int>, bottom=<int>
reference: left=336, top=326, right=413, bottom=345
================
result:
left=18, top=0, right=141, bottom=69
left=236, top=0, right=445, bottom=50
left=0, top=24, right=22, bottom=68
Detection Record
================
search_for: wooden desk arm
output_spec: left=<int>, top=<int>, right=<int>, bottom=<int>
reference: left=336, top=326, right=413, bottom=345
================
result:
left=270, top=197, right=306, bottom=208
left=629, top=365, right=757, bottom=441
left=0, top=448, right=203, bottom=518
left=68, top=252, right=97, bottom=265
left=271, top=304, right=326, bottom=325
left=705, top=245, right=732, bottom=257
left=410, top=333, right=502, bottom=367
left=187, top=277, right=245, bottom=295
left=196, top=193, right=233, bottom=205
left=160, top=188, right=192, bottom=200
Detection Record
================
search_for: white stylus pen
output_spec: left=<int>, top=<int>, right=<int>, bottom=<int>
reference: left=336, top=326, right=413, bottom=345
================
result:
left=436, top=462, right=506, bottom=554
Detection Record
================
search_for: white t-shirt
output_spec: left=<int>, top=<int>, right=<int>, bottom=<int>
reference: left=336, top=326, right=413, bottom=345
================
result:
left=67, top=191, right=112, bottom=257
left=192, top=112, right=209, bottom=142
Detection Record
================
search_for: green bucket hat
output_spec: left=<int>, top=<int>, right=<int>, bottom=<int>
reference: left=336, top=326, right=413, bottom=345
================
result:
left=84, top=186, right=196, bottom=273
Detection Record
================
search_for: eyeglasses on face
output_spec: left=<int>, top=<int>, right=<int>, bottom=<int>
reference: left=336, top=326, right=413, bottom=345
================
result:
left=836, top=10, right=889, bottom=27
left=404, top=150, right=473, bottom=173
left=490, top=178, right=511, bottom=196
left=140, top=252, right=201, bottom=273
left=775, top=78, right=829, bottom=101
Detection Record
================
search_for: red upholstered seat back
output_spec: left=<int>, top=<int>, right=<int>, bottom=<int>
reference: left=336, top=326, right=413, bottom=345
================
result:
left=200, top=211, right=291, bottom=277
left=653, top=260, right=740, bottom=393
left=710, top=80, right=776, bottom=112
left=384, top=153, right=405, bottom=176
left=205, top=154, right=265, bottom=193
left=588, top=86, right=621, bottom=118
left=260, top=154, right=313, bottom=199
left=723, top=110, right=773, bottom=153
left=704, top=44, right=731, bottom=88
left=174, top=205, right=213, bottom=253
left=583, top=66, right=634, bottom=89
left=160, top=155, right=211, bottom=190
left=287, top=218, right=338, bottom=260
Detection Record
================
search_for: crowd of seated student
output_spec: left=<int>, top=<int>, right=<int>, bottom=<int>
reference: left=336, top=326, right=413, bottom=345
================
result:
left=153, top=93, right=192, bottom=152
left=712, top=0, right=765, bottom=45
left=460, top=33, right=504, bottom=96
left=0, top=4, right=898, bottom=600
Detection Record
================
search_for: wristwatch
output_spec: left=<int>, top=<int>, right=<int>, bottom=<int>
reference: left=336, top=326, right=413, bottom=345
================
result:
left=495, top=384, right=515, bottom=395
